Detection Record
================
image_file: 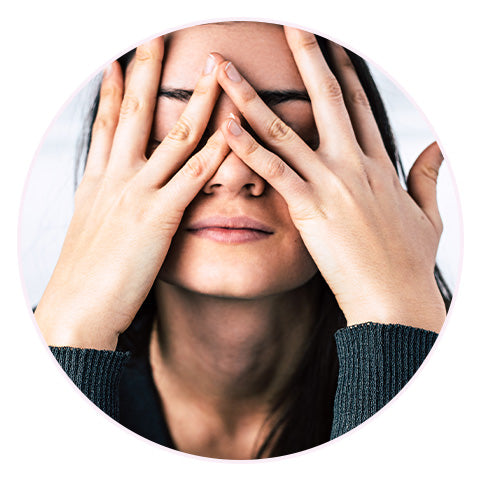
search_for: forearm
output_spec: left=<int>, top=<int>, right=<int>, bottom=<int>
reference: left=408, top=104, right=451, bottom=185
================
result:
left=330, top=322, right=438, bottom=439
left=50, top=346, right=130, bottom=420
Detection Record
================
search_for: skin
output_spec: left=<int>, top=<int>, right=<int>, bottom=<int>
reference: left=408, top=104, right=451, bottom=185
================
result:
left=156, top=26, right=319, bottom=299
left=34, top=22, right=446, bottom=459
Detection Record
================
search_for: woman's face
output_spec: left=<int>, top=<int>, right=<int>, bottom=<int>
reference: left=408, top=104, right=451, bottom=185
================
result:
left=155, top=22, right=319, bottom=299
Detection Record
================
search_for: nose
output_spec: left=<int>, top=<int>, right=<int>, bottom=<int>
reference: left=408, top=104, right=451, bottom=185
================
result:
left=202, top=150, right=266, bottom=196
left=202, top=93, right=266, bottom=197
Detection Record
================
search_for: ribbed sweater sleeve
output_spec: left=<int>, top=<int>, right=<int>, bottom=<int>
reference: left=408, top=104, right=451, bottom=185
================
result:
left=330, top=322, right=438, bottom=439
left=48, top=322, right=437, bottom=443
left=49, top=347, right=130, bottom=420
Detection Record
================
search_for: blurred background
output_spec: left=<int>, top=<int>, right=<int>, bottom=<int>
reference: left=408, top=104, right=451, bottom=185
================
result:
left=18, top=64, right=462, bottom=308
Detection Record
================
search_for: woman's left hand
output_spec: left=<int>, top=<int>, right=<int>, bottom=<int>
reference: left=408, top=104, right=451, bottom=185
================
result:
left=216, top=27, right=446, bottom=332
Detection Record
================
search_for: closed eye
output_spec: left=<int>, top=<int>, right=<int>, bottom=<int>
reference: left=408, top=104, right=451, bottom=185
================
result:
left=151, top=88, right=317, bottom=151
left=158, top=87, right=311, bottom=107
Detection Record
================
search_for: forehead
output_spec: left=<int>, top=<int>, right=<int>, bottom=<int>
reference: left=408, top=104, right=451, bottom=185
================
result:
left=161, top=22, right=305, bottom=90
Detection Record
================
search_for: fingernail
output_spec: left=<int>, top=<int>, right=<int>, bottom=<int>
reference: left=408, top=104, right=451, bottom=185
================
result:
left=225, top=61, right=242, bottom=82
left=203, top=54, right=216, bottom=75
left=228, top=118, right=243, bottom=136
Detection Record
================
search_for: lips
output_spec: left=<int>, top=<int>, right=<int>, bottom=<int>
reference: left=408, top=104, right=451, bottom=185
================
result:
left=186, top=216, right=274, bottom=244
left=188, top=215, right=274, bottom=232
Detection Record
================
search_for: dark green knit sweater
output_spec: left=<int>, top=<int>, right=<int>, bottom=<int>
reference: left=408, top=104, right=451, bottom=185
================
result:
left=50, top=322, right=437, bottom=445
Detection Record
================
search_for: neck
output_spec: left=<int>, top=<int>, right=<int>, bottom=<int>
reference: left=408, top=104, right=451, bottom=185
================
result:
left=149, top=279, right=316, bottom=458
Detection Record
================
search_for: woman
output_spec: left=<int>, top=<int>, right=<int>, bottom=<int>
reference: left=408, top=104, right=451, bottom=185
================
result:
left=34, top=21, right=451, bottom=459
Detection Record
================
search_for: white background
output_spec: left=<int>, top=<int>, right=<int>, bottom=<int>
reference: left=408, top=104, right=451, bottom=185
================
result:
left=2, top=0, right=479, bottom=478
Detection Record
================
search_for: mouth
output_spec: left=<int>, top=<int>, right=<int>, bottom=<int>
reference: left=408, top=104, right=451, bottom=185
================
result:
left=186, top=216, right=274, bottom=244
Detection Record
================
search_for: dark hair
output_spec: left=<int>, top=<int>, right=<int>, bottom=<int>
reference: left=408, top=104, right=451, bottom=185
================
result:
left=75, top=24, right=452, bottom=458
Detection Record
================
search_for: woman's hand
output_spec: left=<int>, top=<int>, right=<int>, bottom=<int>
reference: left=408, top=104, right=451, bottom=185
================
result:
left=35, top=39, right=230, bottom=350
left=216, top=27, right=446, bottom=332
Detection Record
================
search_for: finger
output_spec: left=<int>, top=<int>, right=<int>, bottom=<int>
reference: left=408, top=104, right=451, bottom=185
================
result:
left=215, top=57, right=322, bottom=180
left=328, top=43, right=387, bottom=159
left=145, top=53, right=222, bottom=178
left=84, top=61, right=123, bottom=178
left=221, top=116, right=314, bottom=208
left=283, top=26, right=358, bottom=153
left=109, top=37, right=164, bottom=170
left=154, top=129, right=230, bottom=208
left=407, top=142, right=444, bottom=235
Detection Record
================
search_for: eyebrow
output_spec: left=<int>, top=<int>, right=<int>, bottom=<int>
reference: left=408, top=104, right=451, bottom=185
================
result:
left=158, top=87, right=310, bottom=106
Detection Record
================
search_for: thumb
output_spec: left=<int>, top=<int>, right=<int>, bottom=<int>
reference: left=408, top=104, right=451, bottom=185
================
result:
left=406, top=141, right=444, bottom=235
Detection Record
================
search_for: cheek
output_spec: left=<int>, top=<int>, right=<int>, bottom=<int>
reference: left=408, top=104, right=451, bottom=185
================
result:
left=272, top=103, right=318, bottom=149
left=151, top=98, right=186, bottom=140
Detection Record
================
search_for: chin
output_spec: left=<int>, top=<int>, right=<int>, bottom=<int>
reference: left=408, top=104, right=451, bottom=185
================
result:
left=158, top=230, right=319, bottom=299
left=160, top=275, right=273, bottom=300
left=158, top=257, right=318, bottom=300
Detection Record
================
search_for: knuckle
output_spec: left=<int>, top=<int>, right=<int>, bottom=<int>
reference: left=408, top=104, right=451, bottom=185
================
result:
left=134, top=45, right=158, bottom=64
left=339, top=51, right=355, bottom=70
left=245, top=138, right=260, bottom=157
left=322, top=76, right=344, bottom=103
left=92, top=114, right=115, bottom=134
left=422, top=164, right=440, bottom=183
left=410, top=163, right=439, bottom=183
left=298, top=34, right=319, bottom=52
left=264, top=154, right=286, bottom=179
left=241, top=85, right=258, bottom=106
left=167, top=117, right=194, bottom=143
left=182, top=154, right=208, bottom=179
left=100, top=84, right=119, bottom=100
left=119, top=94, right=143, bottom=119
left=192, top=81, right=210, bottom=97
left=204, top=135, right=222, bottom=151
left=349, top=88, right=371, bottom=109
left=266, top=117, right=294, bottom=143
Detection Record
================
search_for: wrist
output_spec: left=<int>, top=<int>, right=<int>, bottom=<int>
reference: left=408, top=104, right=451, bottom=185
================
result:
left=34, top=304, right=120, bottom=351
left=344, top=280, right=446, bottom=333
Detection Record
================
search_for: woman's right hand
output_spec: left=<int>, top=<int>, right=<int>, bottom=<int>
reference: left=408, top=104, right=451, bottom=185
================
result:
left=34, top=38, right=229, bottom=350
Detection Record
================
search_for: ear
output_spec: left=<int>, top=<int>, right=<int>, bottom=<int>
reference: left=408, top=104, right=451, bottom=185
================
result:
left=406, top=141, right=444, bottom=236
